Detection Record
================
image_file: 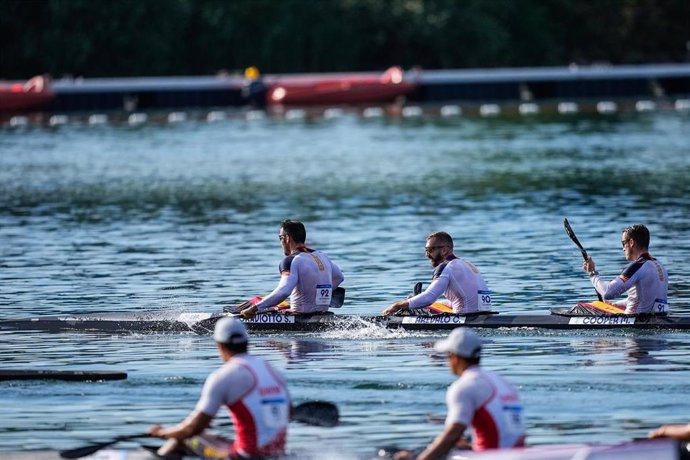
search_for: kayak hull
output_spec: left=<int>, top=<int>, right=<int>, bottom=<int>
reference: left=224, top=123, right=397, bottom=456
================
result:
left=3, top=311, right=690, bottom=334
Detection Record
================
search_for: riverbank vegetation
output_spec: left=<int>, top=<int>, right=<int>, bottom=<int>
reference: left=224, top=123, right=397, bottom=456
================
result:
left=2, top=0, right=688, bottom=78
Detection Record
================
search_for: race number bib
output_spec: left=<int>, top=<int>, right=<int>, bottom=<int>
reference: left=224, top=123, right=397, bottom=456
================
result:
left=653, top=298, right=668, bottom=314
left=478, top=290, right=492, bottom=309
left=502, top=404, right=525, bottom=435
left=261, top=398, right=289, bottom=428
left=315, top=284, right=333, bottom=306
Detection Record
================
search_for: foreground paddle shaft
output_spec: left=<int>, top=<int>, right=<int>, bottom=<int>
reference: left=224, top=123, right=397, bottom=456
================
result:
left=59, top=401, right=338, bottom=459
left=563, top=218, right=603, bottom=302
left=59, top=433, right=148, bottom=459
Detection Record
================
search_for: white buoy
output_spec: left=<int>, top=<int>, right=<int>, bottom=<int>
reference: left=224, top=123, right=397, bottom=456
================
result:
left=128, top=113, right=147, bottom=124
left=362, top=107, right=384, bottom=118
left=440, top=105, right=461, bottom=117
left=88, top=114, right=108, bottom=125
left=596, top=101, right=617, bottom=114
left=479, top=104, right=500, bottom=117
left=324, top=108, right=344, bottom=119
left=9, top=116, right=29, bottom=127
left=285, top=109, right=306, bottom=120
left=206, top=111, right=226, bottom=122
left=246, top=110, right=266, bottom=121
left=49, top=115, right=68, bottom=126
left=675, top=99, right=690, bottom=111
left=634, top=101, right=656, bottom=112
left=402, top=106, right=423, bottom=118
left=167, top=112, right=187, bottom=123
left=518, top=103, right=540, bottom=115
left=558, top=102, right=578, bottom=114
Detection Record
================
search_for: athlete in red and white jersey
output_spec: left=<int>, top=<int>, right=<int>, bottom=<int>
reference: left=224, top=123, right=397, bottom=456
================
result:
left=584, top=224, right=668, bottom=314
left=148, top=317, right=290, bottom=458
left=395, top=328, right=526, bottom=460
left=383, top=231, right=491, bottom=316
left=242, top=220, right=344, bottom=316
left=445, top=366, right=525, bottom=451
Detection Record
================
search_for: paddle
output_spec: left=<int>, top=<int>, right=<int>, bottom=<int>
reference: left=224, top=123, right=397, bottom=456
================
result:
left=291, top=400, right=339, bottom=427
left=563, top=218, right=603, bottom=302
left=59, top=434, right=149, bottom=459
left=59, top=401, right=338, bottom=459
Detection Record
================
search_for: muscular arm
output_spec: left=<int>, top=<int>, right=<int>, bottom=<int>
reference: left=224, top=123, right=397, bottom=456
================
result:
left=255, top=271, right=298, bottom=311
left=408, top=276, right=450, bottom=310
left=649, top=423, right=690, bottom=441
left=591, top=274, right=630, bottom=301
left=149, top=411, right=213, bottom=440
left=416, top=423, right=466, bottom=460
left=332, top=263, right=344, bottom=288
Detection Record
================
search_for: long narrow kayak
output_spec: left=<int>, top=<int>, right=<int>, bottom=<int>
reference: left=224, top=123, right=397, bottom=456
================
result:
left=0, top=370, right=127, bottom=381
left=444, top=438, right=689, bottom=460
left=2, top=310, right=690, bottom=333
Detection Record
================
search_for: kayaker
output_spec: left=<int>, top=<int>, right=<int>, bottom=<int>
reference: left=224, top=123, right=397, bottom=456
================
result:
left=147, top=317, right=290, bottom=458
left=648, top=423, right=690, bottom=441
left=382, top=231, right=491, bottom=315
left=241, top=219, right=344, bottom=316
left=583, top=224, right=669, bottom=314
left=395, top=328, right=526, bottom=460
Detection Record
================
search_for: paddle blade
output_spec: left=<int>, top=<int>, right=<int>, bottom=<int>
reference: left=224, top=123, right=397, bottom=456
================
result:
left=413, top=282, right=423, bottom=296
left=59, top=434, right=146, bottom=459
left=291, top=401, right=339, bottom=427
left=329, top=287, right=346, bottom=309
left=563, top=218, right=588, bottom=260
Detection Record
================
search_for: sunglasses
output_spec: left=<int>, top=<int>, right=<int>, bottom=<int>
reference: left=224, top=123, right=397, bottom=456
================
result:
left=425, top=245, right=447, bottom=254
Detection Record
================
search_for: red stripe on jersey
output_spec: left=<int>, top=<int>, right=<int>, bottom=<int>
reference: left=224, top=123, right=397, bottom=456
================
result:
left=228, top=401, right=258, bottom=456
left=472, top=406, right=500, bottom=450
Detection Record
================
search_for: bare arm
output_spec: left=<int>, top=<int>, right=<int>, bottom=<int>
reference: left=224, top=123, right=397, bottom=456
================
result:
left=148, top=411, right=214, bottom=440
left=648, top=423, right=690, bottom=441
left=416, top=422, right=466, bottom=460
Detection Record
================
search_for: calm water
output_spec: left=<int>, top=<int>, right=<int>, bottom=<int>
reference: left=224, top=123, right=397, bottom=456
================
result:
left=1, top=111, right=690, bottom=457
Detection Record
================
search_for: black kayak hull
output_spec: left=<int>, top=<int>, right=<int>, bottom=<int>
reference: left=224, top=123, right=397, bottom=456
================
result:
left=2, top=311, right=690, bottom=333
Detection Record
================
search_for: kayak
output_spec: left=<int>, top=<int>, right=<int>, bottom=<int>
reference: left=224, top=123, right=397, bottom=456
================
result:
left=0, top=370, right=127, bottom=381
left=442, top=438, right=689, bottom=460
left=2, top=309, right=690, bottom=334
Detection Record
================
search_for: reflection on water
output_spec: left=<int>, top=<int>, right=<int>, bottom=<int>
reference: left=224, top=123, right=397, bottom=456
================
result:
left=1, top=112, right=690, bottom=455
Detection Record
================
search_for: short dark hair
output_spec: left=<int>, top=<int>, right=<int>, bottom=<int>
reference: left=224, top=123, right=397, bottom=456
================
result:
left=281, top=219, right=306, bottom=244
left=220, top=342, right=248, bottom=354
left=427, top=231, right=453, bottom=249
left=624, top=224, right=650, bottom=249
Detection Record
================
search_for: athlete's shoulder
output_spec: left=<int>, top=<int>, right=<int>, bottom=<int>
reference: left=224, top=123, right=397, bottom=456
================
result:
left=620, top=255, right=652, bottom=281
left=432, top=258, right=455, bottom=279
left=278, top=254, right=297, bottom=273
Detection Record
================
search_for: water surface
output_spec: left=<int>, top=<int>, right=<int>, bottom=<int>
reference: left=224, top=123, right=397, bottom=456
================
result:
left=1, top=111, right=689, bottom=456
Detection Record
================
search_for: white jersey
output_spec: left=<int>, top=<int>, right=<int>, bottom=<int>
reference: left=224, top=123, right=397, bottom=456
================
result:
left=194, top=354, right=289, bottom=458
left=591, top=253, right=668, bottom=314
left=446, top=366, right=526, bottom=451
left=256, top=247, right=344, bottom=314
left=408, top=256, right=491, bottom=313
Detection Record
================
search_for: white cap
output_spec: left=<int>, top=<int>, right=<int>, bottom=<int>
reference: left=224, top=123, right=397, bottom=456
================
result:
left=433, top=327, right=482, bottom=359
left=214, top=317, right=249, bottom=344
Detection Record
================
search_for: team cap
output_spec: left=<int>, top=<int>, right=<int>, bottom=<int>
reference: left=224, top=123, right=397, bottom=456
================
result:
left=434, top=327, right=482, bottom=359
left=214, top=317, right=249, bottom=344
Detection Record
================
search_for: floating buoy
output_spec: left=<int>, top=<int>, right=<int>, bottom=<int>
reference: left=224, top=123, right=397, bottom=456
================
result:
left=440, top=105, right=461, bottom=117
